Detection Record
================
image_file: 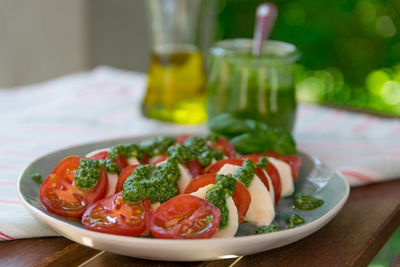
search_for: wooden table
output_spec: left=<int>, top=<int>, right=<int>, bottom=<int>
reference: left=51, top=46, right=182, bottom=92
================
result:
left=1, top=179, right=399, bottom=267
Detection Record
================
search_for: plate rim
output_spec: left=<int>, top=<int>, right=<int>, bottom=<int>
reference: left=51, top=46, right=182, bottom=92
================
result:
left=16, top=134, right=350, bottom=247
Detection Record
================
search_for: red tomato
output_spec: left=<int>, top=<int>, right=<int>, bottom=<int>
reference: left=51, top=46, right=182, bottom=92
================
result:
left=87, top=151, right=108, bottom=160
left=87, top=150, right=129, bottom=170
left=82, top=192, right=151, bottom=236
left=211, top=137, right=236, bottom=158
left=141, top=154, right=150, bottom=164
left=258, top=151, right=301, bottom=181
left=240, top=155, right=282, bottom=203
left=206, top=158, right=270, bottom=191
left=147, top=194, right=220, bottom=239
left=185, top=159, right=203, bottom=178
left=115, top=165, right=139, bottom=192
left=114, top=155, right=129, bottom=170
left=39, top=156, right=108, bottom=218
left=183, top=174, right=251, bottom=223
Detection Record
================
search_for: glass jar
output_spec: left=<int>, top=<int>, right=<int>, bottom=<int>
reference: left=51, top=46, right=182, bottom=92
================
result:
left=207, top=39, right=299, bottom=132
left=142, top=0, right=207, bottom=124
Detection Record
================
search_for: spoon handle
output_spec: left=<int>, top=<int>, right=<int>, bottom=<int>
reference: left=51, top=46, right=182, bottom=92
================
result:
left=252, top=3, right=277, bottom=55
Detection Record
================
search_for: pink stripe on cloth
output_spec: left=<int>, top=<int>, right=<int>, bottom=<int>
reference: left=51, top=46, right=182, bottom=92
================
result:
left=340, top=170, right=375, bottom=184
left=351, top=117, right=374, bottom=134
left=0, top=199, right=22, bottom=205
left=309, top=110, right=344, bottom=133
left=0, top=181, right=17, bottom=186
left=0, top=231, right=14, bottom=240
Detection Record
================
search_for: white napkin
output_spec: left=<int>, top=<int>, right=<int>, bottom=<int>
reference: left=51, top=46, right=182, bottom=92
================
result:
left=0, top=66, right=398, bottom=240
left=295, top=104, right=400, bottom=187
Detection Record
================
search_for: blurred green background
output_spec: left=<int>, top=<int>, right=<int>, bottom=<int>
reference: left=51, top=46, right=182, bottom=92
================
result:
left=216, top=0, right=400, bottom=116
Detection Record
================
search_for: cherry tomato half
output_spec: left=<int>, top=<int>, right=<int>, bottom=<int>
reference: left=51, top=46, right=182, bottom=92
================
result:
left=87, top=151, right=108, bottom=160
left=82, top=192, right=151, bottom=236
left=183, top=173, right=251, bottom=223
left=147, top=194, right=220, bottom=239
left=206, top=158, right=270, bottom=191
left=39, top=156, right=108, bottom=218
left=115, top=165, right=139, bottom=193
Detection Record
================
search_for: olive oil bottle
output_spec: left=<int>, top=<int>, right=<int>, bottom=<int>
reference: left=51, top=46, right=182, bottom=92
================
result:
left=142, top=45, right=207, bottom=124
left=143, top=0, right=207, bottom=124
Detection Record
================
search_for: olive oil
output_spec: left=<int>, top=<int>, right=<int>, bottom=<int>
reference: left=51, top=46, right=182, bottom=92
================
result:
left=142, top=46, right=207, bottom=124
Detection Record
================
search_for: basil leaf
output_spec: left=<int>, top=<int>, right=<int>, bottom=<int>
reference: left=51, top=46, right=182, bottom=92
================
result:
left=209, top=113, right=296, bottom=155
left=229, top=129, right=296, bottom=155
left=208, top=113, right=254, bottom=137
left=230, top=132, right=271, bottom=154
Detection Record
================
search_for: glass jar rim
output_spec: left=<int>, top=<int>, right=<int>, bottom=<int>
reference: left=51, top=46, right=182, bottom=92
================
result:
left=210, top=39, right=299, bottom=63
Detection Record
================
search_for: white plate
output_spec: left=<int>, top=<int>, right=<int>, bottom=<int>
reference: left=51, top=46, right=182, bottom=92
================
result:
left=17, top=135, right=350, bottom=261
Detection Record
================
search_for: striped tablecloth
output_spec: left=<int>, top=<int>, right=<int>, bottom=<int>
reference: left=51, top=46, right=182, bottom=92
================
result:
left=1, top=66, right=399, bottom=240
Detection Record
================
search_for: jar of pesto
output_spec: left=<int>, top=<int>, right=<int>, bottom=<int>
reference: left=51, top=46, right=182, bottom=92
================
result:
left=207, top=39, right=299, bottom=132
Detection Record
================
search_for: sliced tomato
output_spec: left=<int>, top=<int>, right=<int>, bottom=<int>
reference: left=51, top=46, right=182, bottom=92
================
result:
left=87, top=151, right=108, bottom=160
left=240, top=155, right=282, bottom=203
left=115, top=165, right=139, bottom=192
left=141, top=154, right=150, bottom=164
left=39, top=156, right=108, bottom=218
left=82, top=192, right=151, bottom=236
left=114, top=155, right=129, bottom=170
left=206, top=158, right=270, bottom=191
left=185, top=159, right=203, bottom=178
left=257, top=151, right=301, bottom=181
left=147, top=194, right=220, bottom=239
left=183, top=173, right=251, bottom=223
left=211, top=137, right=236, bottom=158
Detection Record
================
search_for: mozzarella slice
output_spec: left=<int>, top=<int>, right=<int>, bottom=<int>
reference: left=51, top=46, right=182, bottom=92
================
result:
left=127, top=157, right=140, bottom=165
left=149, top=155, right=163, bottom=164
left=105, top=173, right=119, bottom=197
left=212, top=197, right=238, bottom=238
left=190, top=184, right=239, bottom=238
left=267, top=157, right=294, bottom=197
left=85, top=148, right=109, bottom=158
left=177, top=164, right=192, bottom=193
left=217, top=164, right=275, bottom=226
left=262, top=170, right=275, bottom=205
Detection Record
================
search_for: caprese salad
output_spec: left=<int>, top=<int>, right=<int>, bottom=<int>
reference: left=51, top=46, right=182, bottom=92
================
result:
left=37, top=134, right=307, bottom=239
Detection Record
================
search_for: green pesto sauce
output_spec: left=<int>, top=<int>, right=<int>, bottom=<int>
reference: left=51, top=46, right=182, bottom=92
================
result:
left=74, top=159, right=101, bottom=189
left=108, top=143, right=143, bottom=161
left=205, top=174, right=236, bottom=229
left=123, top=159, right=180, bottom=203
left=249, top=223, right=279, bottom=235
left=234, top=158, right=256, bottom=188
left=32, top=173, right=43, bottom=185
left=257, top=156, right=269, bottom=169
left=293, top=193, right=324, bottom=210
left=167, top=144, right=194, bottom=163
left=140, top=136, right=176, bottom=157
left=286, top=213, right=305, bottom=229
left=184, top=136, right=223, bottom=167
left=98, top=159, right=121, bottom=174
